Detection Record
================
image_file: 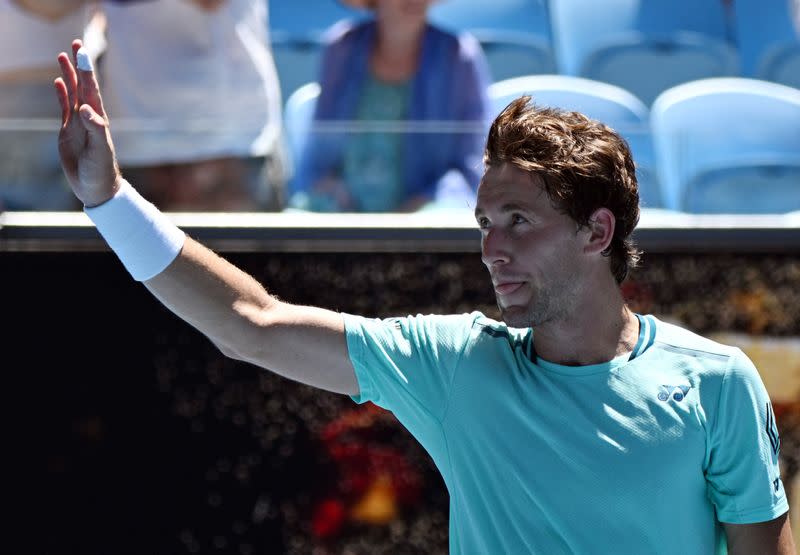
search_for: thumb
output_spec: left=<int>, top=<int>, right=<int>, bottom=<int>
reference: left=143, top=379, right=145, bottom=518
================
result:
left=78, top=104, right=106, bottom=135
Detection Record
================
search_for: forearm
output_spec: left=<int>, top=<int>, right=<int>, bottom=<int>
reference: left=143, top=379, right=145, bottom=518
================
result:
left=145, top=237, right=278, bottom=359
left=144, top=238, right=357, bottom=395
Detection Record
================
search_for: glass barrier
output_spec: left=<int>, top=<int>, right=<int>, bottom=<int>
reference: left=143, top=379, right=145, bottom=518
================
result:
left=2, top=117, right=800, bottom=216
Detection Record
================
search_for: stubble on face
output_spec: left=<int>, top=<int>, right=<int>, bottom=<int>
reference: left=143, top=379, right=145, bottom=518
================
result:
left=497, top=266, right=579, bottom=329
left=477, top=163, right=585, bottom=330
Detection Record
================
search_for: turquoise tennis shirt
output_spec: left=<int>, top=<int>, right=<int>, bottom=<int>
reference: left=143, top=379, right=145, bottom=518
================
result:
left=343, top=312, right=789, bottom=554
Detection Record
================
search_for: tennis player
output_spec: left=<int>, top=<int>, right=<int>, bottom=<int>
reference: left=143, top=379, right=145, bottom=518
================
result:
left=55, top=39, right=795, bottom=553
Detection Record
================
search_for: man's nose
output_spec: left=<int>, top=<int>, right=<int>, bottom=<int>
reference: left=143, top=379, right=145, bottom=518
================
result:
left=481, top=228, right=511, bottom=266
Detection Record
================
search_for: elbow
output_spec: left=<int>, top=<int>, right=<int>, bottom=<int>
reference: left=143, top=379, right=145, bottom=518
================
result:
left=213, top=336, right=270, bottom=367
left=212, top=338, right=245, bottom=361
left=216, top=299, right=280, bottom=366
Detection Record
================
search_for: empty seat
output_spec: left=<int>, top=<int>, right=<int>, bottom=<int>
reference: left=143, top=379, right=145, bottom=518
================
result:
left=549, top=0, right=738, bottom=105
left=488, top=75, right=662, bottom=208
left=760, top=44, right=800, bottom=89
left=283, top=82, right=320, bottom=182
left=651, top=78, right=800, bottom=213
left=428, top=0, right=555, bottom=79
left=473, top=31, right=555, bottom=81
left=732, top=0, right=799, bottom=85
left=268, top=0, right=365, bottom=37
left=428, top=0, right=552, bottom=36
left=271, top=37, right=323, bottom=104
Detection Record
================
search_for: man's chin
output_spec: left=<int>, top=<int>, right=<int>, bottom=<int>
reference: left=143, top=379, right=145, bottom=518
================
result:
left=498, top=304, right=532, bottom=328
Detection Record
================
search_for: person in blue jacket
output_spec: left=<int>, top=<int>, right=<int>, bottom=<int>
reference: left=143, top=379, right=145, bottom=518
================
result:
left=290, top=0, right=492, bottom=212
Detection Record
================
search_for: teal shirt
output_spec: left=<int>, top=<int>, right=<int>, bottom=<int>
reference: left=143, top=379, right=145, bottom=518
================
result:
left=342, top=75, right=410, bottom=212
left=343, top=312, right=789, bottom=554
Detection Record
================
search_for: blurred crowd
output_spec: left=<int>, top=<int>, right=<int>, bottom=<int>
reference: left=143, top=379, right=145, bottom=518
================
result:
left=1, top=0, right=489, bottom=213
left=1, top=0, right=799, bottom=213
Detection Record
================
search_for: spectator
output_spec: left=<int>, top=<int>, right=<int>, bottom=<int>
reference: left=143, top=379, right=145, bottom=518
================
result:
left=98, top=0, right=285, bottom=211
left=290, top=0, right=491, bottom=212
left=0, top=0, right=91, bottom=211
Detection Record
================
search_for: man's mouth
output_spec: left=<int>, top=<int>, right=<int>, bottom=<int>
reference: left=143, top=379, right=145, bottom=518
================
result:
left=494, top=282, right=524, bottom=296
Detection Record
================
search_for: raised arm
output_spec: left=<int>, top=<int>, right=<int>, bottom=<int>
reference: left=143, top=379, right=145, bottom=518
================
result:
left=54, top=40, right=359, bottom=396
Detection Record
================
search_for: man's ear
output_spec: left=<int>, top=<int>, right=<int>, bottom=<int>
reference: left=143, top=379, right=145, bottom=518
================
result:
left=583, top=208, right=616, bottom=255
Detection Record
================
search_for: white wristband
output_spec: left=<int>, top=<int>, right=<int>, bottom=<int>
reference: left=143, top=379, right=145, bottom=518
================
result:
left=85, top=180, right=186, bottom=281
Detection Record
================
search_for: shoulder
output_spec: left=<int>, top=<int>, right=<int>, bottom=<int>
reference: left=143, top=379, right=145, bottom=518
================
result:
left=471, top=314, right=532, bottom=350
left=652, top=316, right=741, bottom=362
left=322, top=18, right=373, bottom=47
left=649, top=316, right=762, bottom=394
left=345, top=311, right=484, bottom=340
left=406, top=311, right=487, bottom=337
left=317, top=18, right=373, bottom=89
left=424, top=23, right=484, bottom=60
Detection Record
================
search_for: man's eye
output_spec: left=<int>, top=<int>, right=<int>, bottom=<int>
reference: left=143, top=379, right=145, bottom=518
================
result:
left=511, top=214, right=526, bottom=225
left=477, top=217, right=490, bottom=229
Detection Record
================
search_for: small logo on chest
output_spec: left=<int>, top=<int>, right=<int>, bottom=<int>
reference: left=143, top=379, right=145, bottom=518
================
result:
left=658, top=384, right=691, bottom=402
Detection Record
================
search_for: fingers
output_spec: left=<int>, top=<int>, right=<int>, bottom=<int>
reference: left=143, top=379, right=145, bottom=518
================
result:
left=70, top=39, right=107, bottom=121
left=71, top=39, right=82, bottom=69
left=77, top=57, right=107, bottom=120
left=54, top=78, right=71, bottom=127
left=59, top=39, right=108, bottom=126
left=57, top=52, right=78, bottom=111
left=78, top=104, right=106, bottom=135
left=71, top=40, right=84, bottom=107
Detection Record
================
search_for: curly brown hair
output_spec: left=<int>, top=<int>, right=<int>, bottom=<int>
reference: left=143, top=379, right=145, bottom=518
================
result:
left=483, top=96, right=642, bottom=283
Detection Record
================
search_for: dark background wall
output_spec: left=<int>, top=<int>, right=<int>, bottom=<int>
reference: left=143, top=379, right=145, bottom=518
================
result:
left=4, top=251, right=799, bottom=554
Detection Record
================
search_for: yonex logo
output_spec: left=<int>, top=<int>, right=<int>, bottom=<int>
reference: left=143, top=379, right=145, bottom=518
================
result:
left=658, top=384, right=691, bottom=402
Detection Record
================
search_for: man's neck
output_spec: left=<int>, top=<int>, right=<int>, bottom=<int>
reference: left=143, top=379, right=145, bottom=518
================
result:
left=532, top=289, right=639, bottom=367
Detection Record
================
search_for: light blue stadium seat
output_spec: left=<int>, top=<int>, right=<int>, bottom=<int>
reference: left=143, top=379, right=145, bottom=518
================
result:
left=651, top=78, right=800, bottom=213
left=428, top=0, right=555, bottom=79
left=283, top=82, right=320, bottom=181
left=760, top=44, right=800, bottom=89
left=267, top=0, right=365, bottom=102
left=268, top=0, right=365, bottom=37
left=549, top=0, right=738, bottom=105
left=428, top=0, right=552, bottom=36
left=473, top=31, right=555, bottom=81
left=488, top=75, right=663, bottom=208
left=732, top=0, right=799, bottom=83
left=270, top=37, right=323, bottom=104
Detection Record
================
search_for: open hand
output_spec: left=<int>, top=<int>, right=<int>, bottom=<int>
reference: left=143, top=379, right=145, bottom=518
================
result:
left=54, top=39, right=121, bottom=207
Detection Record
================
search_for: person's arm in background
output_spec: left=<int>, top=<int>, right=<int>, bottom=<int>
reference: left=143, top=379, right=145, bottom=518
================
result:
left=54, top=39, right=359, bottom=395
left=723, top=513, right=796, bottom=554
left=12, top=0, right=89, bottom=21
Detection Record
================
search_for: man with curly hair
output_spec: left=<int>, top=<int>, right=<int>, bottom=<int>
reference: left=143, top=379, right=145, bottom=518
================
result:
left=55, top=39, right=794, bottom=553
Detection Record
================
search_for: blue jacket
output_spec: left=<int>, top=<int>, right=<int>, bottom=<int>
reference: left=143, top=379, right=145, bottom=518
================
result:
left=292, top=19, right=492, bottom=208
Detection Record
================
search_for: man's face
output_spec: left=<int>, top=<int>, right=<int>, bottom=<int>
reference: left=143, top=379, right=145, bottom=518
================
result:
left=475, top=163, right=587, bottom=328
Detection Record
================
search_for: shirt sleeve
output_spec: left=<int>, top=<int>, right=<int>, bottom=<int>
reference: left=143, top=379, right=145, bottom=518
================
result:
left=342, top=312, right=478, bottom=424
left=705, top=348, right=790, bottom=524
